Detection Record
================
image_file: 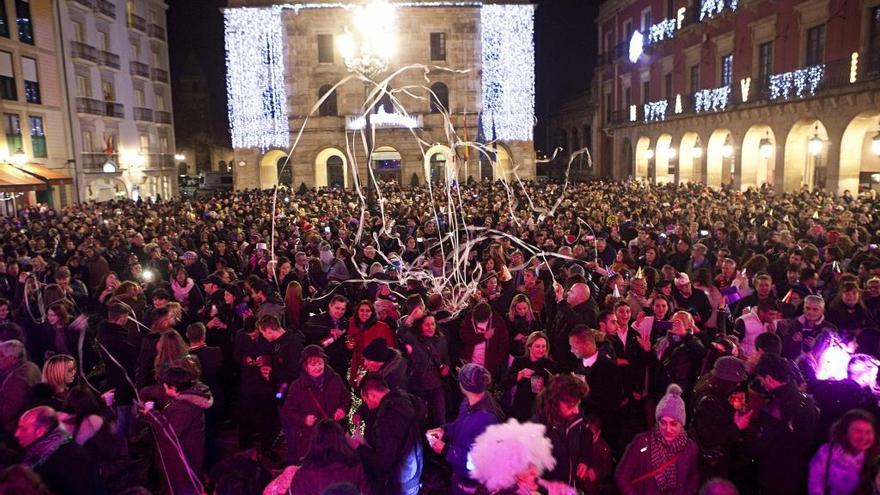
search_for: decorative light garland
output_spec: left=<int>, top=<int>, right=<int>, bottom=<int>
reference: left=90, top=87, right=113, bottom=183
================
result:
left=347, top=107, right=422, bottom=130
left=768, top=64, right=825, bottom=100
left=674, top=94, right=682, bottom=114
left=480, top=4, right=536, bottom=141
left=629, top=104, right=637, bottom=122
left=694, top=85, right=731, bottom=113
left=646, top=18, right=677, bottom=45
left=740, top=77, right=751, bottom=103
left=643, top=100, right=668, bottom=122
left=225, top=7, right=289, bottom=150
left=699, top=0, right=738, bottom=21
left=850, top=52, right=859, bottom=83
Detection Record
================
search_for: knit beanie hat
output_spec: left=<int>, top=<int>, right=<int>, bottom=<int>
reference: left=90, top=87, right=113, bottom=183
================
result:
left=459, top=363, right=491, bottom=394
left=300, top=344, right=327, bottom=366
left=655, top=383, right=686, bottom=424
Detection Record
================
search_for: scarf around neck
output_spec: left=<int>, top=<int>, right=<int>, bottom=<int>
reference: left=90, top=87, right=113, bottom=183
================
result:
left=23, top=427, right=71, bottom=468
left=648, top=426, right=688, bottom=492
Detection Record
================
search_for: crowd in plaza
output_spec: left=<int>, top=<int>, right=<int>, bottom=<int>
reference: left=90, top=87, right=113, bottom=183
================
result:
left=0, top=178, right=879, bottom=495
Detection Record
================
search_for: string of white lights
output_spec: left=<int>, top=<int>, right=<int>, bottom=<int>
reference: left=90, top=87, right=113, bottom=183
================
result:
left=647, top=18, right=677, bottom=44
left=694, top=85, right=731, bottom=113
left=480, top=4, right=535, bottom=142
left=699, top=0, right=738, bottom=21
left=225, top=7, right=290, bottom=150
left=643, top=100, right=668, bottom=122
left=768, top=64, right=825, bottom=100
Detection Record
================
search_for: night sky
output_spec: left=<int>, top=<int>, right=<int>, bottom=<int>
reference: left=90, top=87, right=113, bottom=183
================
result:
left=166, top=0, right=597, bottom=151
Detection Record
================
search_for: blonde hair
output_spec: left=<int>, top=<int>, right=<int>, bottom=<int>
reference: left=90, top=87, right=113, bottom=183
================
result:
left=671, top=310, right=697, bottom=334
left=525, top=331, right=550, bottom=356
left=42, top=354, right=75, bottom=394
left=507, top=293, right=536, bottom=322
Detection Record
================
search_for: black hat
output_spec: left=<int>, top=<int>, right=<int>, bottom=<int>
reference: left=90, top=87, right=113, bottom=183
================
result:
left=300, top=344, right=327, bottom=366
left=363, top=338, right=394, bottom=363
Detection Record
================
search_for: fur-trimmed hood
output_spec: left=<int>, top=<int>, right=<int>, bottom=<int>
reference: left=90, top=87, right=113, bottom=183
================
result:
left=178, top=382, right=214, bottom=410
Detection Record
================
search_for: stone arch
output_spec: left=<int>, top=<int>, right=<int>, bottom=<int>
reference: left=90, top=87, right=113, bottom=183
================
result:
left=783, top=119, right=830, bottom=191
left=493, top=143, right=514, bottom=181
left=634, top=136, right=651, bottom=180
left=372, top=145, right=403, bottom=184
left=423, top=144, right=454, bottom=183
left=707, top=129, right=734, bottom=188
left=840, top=111, right=880, bottom=194
left=314, top=147, right=349, bottom=189
left=656, top=134, right=674, bottom=184
left=85, top=177, right=128, bottom=202
left=741, top=125, right=776, bottom=191
left=678, top=132, right=701, bottom=184
left=259, top=149, right=287, bottom=189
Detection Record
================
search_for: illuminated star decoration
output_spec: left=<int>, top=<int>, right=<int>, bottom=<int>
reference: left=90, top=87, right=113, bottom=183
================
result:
left=480, top=4, right=536, bottom=142
left=628, top=30, right=644, bottom=63
left=768, top=65, right=825, bottom=100
left=646, top=18, right=677, bottom=45
left=225, top=7, right=289, bottom=151
left=699, top=0, right=739, bottom=21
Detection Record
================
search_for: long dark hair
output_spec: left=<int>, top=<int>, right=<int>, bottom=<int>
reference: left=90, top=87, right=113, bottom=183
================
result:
left=301, top=420, right=360, bottom=469
left=535, top=374, right=588, bottom=427
left=829, top=409, right=880, bottom=493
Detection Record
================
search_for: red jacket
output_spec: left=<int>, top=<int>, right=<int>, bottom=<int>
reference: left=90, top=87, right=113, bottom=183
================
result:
left=348, top=319, right=395, bottom=382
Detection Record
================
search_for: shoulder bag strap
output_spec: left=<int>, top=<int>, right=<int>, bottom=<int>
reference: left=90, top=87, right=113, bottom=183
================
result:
left=305, top=387, right=329, bottom=419
left=630, top=453, right=681, bottom=485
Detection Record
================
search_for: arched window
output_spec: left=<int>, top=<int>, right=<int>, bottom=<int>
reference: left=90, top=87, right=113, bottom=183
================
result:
left=277, top=155, right=292, bottom=186
left=559, top=130, right=568, bottom=152
left=430, top=152, right=447, bottom=182
left=378, top=91, right=394, bottom=113
left=571, top=128, right=580, bottom=151
left=327, top=155, right=344, bottom=188
left=430, top=82, right=449, bottom=114
left=318, top=85, right=337, bottom=116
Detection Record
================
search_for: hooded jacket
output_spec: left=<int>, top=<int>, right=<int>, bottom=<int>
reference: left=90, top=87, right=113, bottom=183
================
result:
left=0, top=358, right=41, bottom=432
left=142, top=382, right=213, bottom=495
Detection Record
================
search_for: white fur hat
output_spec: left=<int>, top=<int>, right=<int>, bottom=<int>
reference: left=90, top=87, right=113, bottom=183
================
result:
left=470, top=419, right=556, bottom=491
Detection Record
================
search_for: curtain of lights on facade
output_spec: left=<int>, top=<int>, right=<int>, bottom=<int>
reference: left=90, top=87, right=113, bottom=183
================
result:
left=224, top=3, right=535, bottom=150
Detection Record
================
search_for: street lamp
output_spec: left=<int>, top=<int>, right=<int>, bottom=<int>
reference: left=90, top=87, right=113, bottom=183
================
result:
left=667, top=147, right=677, bottom=159
left=12, top=148, right=27, bottom=166
left=692, top=139, right=703, bottom=159
left=721, top=136, right=734, bottom=158
left=808, top=125, right=824, bottom=157
left=644, top=149, right=655, bottom=160
left=338, top=0, right=398, bottom=210
left=760, top=132, right=773, bottom=159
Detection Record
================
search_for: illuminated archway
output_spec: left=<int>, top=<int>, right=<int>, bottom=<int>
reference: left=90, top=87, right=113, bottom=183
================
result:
left=741, top=125, right=776, bottom=191
left=783, top=119, right=829, bottom=191
left=493, top=143, right=515, bottom=181
left=85, top=178, right=127, bottom=202
left=634, top=136, right=651, bottom=181
left=678, top=132, right=701, bottom=184
left=840, top=112, right=880, bottom=194
left=372, top=146, right=403, bottom=184
left=314, top=147, right=349, bottom=188
left=707, top=129, right=734, bottom=188
left=259, top=150, right=287, bottom=189
left=655, top=134, right=674, bottom=184
left=423, top=144, right=454, bottom=183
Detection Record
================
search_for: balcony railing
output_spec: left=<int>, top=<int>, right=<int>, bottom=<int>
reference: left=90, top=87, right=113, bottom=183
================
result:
left=149, top=24, right=166, bottom=41
left=130, top=61, right=150, bottom=79
left=76, top=97, right=104, bottom=116
left=605, top=52, right=880, bottom=127
left=99, top=50, right=120, bottom=69
left=154, top=110, right=172, bottom=124
left=72, top=0, right=95, bottom=8
left=133, top=107, right=153, bottom=122
left=96, top=0, right=116, bottom=19
left=105, top=101, right=124, bottom=118
left=70, top=41, right=98, bottom=63
left=127, top=13, right=147, bottom=32
left=150, top=67, right=169, bottom=84
left=81, top=152, right=119, bottom=171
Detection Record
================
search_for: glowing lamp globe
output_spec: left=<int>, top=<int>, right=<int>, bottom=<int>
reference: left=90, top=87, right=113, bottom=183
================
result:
left=760, top=138, right=773, bottom=159
left=667, top=147, right=677, bottom=159
left=808, top=134, right=823, bottom=157
left=644, top=149, right=655, bottom=160
left=722, top=143, right=733, bottom=158
left=691, top=146, right=703, bottom=159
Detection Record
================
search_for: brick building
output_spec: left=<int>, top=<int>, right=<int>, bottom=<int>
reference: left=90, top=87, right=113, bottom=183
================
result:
left=595, top=0, right=880, bottom=193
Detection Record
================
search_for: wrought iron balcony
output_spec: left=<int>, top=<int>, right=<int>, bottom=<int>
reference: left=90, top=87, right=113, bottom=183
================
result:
left=96, top=0, right=116, bottom=19
left=154, top=110, right=172, bottom=124
left=130, top=61, right=150, bottom=79
left=105, top=101, right=124, bottom=118
left=150, top=67, right=168, bottom=84
left=99, top=50, right=120, bottom=69
left=70, top=41, right=99, bottom=63
left=149, top=24, right=166, bottom=41
left=76, top=97, right=104, bottom=116
left=133, top=107, right=153, bottom=122
left=127, top=13, right=147, bottom=32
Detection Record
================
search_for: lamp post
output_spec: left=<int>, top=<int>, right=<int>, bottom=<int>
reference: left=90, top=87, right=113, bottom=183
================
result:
left=338, top=0, right=397, bottom=211
left=808, top=124, right=824, bottom=190
left=722, top=135, right=734, bottom=185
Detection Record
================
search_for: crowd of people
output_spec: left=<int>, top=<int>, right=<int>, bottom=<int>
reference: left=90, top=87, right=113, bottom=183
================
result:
left=0, top=178, right=878, bottom=495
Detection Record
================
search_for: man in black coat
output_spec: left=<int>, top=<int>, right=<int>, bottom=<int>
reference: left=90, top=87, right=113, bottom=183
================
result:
left=257, top=315, right=304, bottom=388
left=569, top=325, right=624, bottom=453
left=96, top=302, right=138, bottom=438
left=303, top=294, right=350, bottom=378
left=16, top=406, right=105, bottom=495
left=352, top=373, right=424, bottom=495
left=549, top=282, right=599, bottom=371
left=673, top=273, right=713, bottom=330
left=742, top=354, right=819, bottom=494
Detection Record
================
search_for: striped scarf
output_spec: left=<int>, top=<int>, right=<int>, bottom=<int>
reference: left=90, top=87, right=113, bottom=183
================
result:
left=648, top=426, right=688, bottom=492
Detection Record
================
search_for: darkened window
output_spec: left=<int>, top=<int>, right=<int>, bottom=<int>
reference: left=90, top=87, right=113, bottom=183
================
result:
left=757, top=41, right=773, bottom=84
left=642, top=80, right=651, bottom=103
left=327, top=155, right=344, bottom=188
left=429, top=82, right=448, bottom=113
left=318, top=84, right=337, bottom=116
left=5, top=113, right=21, bottom=155
left=378, top=91, right=393, bottom=113
left=664, top=72, right=673, bottom=101
left=806, top=24, right=826, bottom=66
left=642, top=10, right=652, bottom=30
left=29, top=115, right=45, bottom=157
left=624, top=86, right=631, bottom=108
left=624, top=21, right=633, bottom=41
left=317, top=34, right=334, bottom=64
left=605, top=93, right=613, bottom=122
left=0, top=1, right=9, bottom=38
left=666, top=0, right=675, bottom=18
left=15, top=0, right=34, bottom=45
left=22, top=56, right=39, bottom=104
left=430, top=32, right=446, bottom=61
left=0, top=51, right=15, bottom=100
left=720, top=53, right=733, bottom=86
left=689, top=64, right=700, bottom=93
